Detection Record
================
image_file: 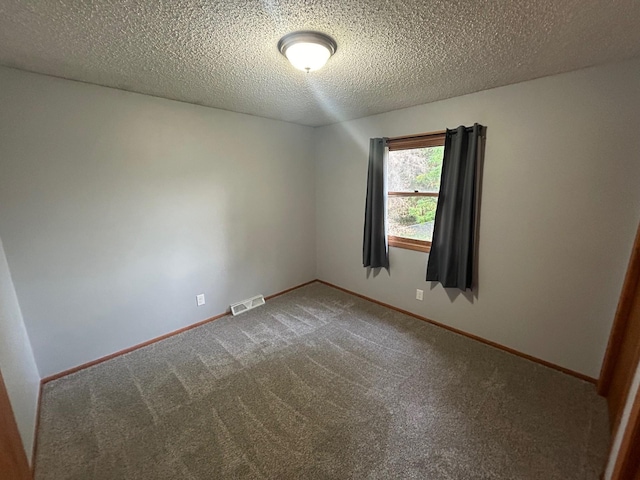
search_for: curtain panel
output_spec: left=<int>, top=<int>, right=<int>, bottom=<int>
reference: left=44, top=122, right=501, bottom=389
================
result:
left=426, top=124, right=485, bottom=290
left=363, top=137, right=389, bottom=269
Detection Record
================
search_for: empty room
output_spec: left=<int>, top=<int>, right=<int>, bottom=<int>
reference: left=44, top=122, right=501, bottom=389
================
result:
left=2, top=1, right=640, bottom=479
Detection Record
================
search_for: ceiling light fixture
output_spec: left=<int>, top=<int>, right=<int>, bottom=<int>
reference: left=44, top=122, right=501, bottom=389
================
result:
left=278, top=31, right=337, bottom=73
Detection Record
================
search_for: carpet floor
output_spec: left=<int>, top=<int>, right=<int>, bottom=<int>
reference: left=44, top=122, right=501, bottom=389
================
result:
left=34, top=282, right=609, bottom=479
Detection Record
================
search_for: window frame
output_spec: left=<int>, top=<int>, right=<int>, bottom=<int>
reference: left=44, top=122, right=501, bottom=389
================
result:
left=387, top=131, right=446, bottom=253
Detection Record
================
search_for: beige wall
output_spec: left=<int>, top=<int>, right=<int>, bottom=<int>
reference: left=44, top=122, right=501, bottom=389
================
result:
left=314, top=58, right=640, bottom=378
left=0, top=236, right=40, bottom=462
left=0, top=67, right=317, bottom=377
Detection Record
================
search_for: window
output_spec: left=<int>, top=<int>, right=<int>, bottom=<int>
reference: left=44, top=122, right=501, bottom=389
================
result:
left=387, top=132, right=445, bottom=253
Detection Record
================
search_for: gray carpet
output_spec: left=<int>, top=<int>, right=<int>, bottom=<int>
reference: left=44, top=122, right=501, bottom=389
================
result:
left=35, top=282, right=609, bottom=479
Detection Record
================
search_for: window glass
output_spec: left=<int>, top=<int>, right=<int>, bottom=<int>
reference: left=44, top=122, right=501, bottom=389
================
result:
left=388, top=196, right=438, bottom=242
left=386, top=138, right=444, bottom=252
left=388, top=146, right=444, bottom=193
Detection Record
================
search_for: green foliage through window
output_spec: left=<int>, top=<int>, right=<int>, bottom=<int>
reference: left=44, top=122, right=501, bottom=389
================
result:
left=387, top=146, right=444, bottom=242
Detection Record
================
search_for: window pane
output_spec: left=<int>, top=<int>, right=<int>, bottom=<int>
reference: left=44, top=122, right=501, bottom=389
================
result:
left=388, top=196, right=438, bottom=242
left=388, top=146, right=444, bottom=193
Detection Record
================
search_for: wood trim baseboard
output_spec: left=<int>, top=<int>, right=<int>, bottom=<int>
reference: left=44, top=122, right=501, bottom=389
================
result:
left=316, top=279, right=597, bottom=384
left=41, top=279, right=317, bottom=385
left=264, top=280, right=317, bottom=301
left=41, top=310, right=228, bottom=384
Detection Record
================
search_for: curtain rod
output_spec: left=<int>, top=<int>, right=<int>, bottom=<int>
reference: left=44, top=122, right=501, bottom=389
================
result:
left=387, top=126, right=485, bottom=142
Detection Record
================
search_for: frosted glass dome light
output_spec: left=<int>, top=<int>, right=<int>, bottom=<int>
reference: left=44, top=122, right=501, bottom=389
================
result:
left=278, top=32, right=337, bottom=73
left=285, top=42, right=331, bottom=72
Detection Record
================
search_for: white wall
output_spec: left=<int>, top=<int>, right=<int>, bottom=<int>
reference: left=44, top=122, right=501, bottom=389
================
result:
left=0, top=236, right=40, bottom=463
left=315, top=58, right=640, bottom=379
left=0, top=67, right=316, bottom=378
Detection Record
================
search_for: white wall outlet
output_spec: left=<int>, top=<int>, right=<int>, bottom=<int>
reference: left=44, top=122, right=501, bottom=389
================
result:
left=196, top=294, right=205, bottom=306
left=416, top=289, right=424, bottom=301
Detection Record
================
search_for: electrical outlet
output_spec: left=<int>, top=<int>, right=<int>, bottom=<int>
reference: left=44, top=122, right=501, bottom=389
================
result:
left=416, top=289, right=424, bottom=301
left=196, top=294, right=205, bottom=306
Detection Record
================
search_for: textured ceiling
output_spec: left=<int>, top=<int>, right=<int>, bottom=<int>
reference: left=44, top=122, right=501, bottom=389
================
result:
left=1, top=1, right=639, bottom=127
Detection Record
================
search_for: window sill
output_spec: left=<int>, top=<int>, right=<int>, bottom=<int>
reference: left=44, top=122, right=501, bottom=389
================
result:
left=388, top=236, right=431, bottom=253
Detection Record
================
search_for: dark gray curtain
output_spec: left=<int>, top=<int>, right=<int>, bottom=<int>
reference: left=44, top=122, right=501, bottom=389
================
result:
left=426, top=124, right=484, bottom=290
left=363, top=138, right=389, bottom=269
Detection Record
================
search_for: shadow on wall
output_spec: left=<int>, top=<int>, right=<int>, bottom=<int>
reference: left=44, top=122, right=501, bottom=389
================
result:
left=364, top=264, right=477, bottom=303
left=429, top=282, right=476, bottom=304
left=365, top=266, right=389, bottom=279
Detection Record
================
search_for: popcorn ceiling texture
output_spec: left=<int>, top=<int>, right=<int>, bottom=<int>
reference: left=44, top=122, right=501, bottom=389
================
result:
left=1, top=0, right=639, bottom=127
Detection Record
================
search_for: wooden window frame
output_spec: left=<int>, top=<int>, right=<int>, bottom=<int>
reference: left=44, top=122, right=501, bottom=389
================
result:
left=387, top=131, right=445, bottom=253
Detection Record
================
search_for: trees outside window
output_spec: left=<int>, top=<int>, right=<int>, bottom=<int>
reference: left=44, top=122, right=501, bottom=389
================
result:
left=387, top=133, right=444, bottom=253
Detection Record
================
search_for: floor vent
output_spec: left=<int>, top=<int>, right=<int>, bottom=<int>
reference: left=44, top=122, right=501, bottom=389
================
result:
left=230, top=295, right=265, bottom=316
